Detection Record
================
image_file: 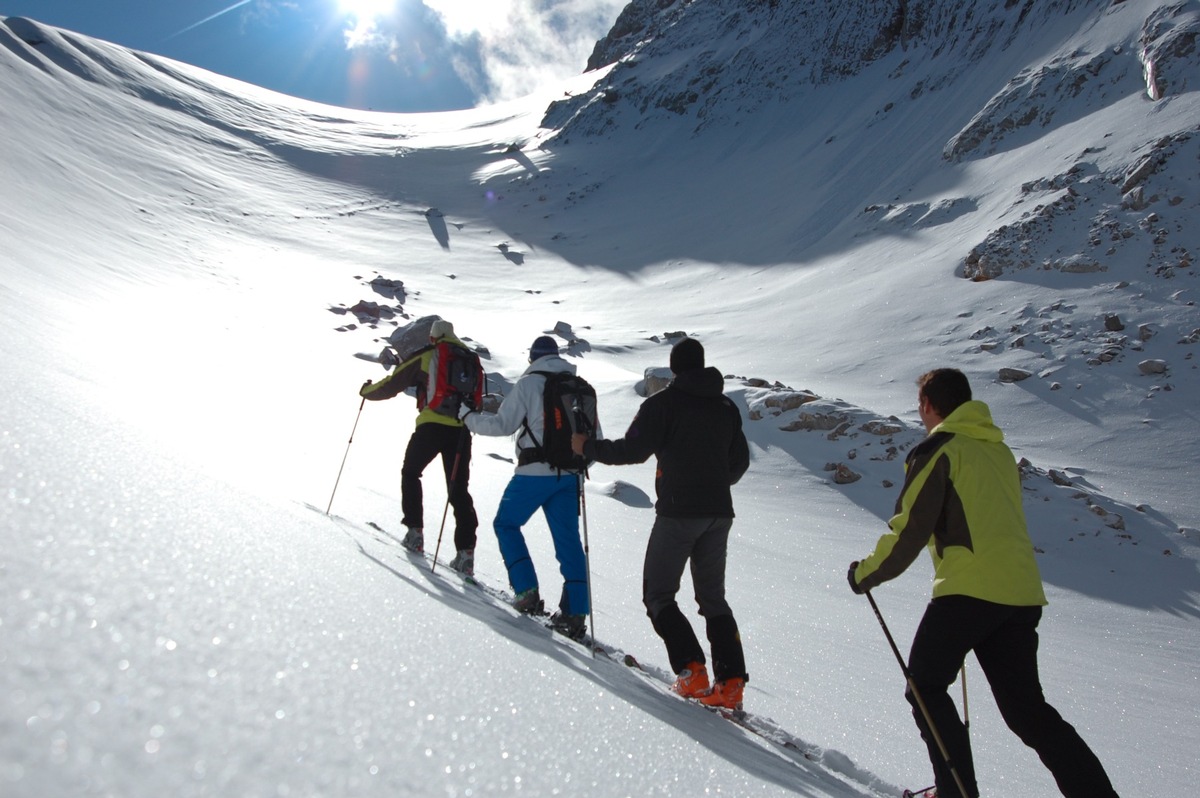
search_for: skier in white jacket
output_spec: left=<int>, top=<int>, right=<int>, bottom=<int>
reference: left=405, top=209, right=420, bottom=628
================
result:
left=461, top=336, right=597, bottom=638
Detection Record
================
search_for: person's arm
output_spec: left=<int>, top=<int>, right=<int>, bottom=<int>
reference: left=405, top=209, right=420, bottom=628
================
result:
left=728, top=401, right=750, bottom=485
left=360, top=351, right=426, bottom=401
left=583, top=396, right=666, bottom=466
left=853, top=439, right=951, bottom=592
left=465, top=375, right=535, bottom=438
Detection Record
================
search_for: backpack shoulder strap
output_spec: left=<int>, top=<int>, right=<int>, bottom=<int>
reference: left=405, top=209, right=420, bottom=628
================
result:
left=517, top=370, right=558, bottom=456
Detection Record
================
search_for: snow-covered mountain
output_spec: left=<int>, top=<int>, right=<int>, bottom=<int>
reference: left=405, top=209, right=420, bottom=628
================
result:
left=526, top=0, right=1200, bottom=531
left=2, top=2, right=1197, bottom=797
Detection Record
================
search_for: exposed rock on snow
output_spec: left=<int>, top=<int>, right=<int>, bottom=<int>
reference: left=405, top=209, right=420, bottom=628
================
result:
left=998, top=367, right=1033, bottom=382
left=368, top=276, right=406, bottom=302
left=1049, top=469, right=1075, bottom=487
left=552, top=320, right=577, bottom=340
left=944, top=49, right=1119, bottom=163
left=859, top=419, right=904, bottom=436
left=640, top=366, right=673, bottom=397
left=961, top=133, right=1199, bottom=282
left=386, top=315, right=440, bottom=357
left=826, top=462, right=863, bottom=485
left=1139, top=2, right=1200, bottom=100
left=780, top=411, right=849, bottom=432
left=748, top=390, right=820, bottom=419
left=347, top=300, right=395, bottom=323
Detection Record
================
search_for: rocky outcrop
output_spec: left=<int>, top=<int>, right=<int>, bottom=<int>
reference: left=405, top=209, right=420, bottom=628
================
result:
left=585, top=0, right=687, bottom=72
left=555, top=0, right=1110, bottom=138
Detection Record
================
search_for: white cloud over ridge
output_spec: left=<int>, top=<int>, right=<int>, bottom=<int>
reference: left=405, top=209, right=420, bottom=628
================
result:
left=343, top=0, right=626, bottom=104
left=456, top=0, right=628, bottom=103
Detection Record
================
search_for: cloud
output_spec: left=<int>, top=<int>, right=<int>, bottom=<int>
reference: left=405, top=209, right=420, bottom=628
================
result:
left=453, top=0, right=628, bottom=102
left=342, top=0, right=626, bottom=104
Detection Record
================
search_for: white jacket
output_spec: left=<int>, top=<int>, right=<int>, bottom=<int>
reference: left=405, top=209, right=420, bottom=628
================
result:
left=465, top=354, right=595, bottom=476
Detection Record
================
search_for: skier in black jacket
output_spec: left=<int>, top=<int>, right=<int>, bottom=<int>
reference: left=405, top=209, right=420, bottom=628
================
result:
left=572, top=337, right=751, bottom=709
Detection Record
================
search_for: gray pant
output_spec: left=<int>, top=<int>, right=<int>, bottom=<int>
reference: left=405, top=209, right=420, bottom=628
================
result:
left=643, top=516, right=746, bottom=681
left=644, top=516, right=733, bottom=617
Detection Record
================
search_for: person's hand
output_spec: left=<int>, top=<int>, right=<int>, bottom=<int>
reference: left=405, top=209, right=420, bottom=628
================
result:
left=571, top=432, right=588, bottom=456
left=457, top=403, right=474, bottom=421
left=847, top=561, right=864, bottom=595
left=359, top=379, right=373, bottom=397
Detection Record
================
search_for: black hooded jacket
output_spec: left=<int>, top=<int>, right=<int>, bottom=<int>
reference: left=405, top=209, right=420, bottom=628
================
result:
left=584, top=366, right=749, bottom=517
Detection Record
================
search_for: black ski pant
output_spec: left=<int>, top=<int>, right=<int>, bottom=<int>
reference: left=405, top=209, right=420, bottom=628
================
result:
left=643, top=515, right=747, bottom=683
left=907, top=595, right=1119, bottom=798
left=400, top=422, right=478, bottom=552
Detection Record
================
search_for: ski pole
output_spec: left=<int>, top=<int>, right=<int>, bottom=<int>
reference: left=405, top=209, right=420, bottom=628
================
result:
left=432, top=424, right=470, bottom=572
left=578, top=471, right=596, bottom=655
left=864, top=590, right=971, bottom=798
left=570, top=399, right=597, bottom=653
left=961, top=664, right=970, bottom=739
left=326, top=393, right=367, bottom=515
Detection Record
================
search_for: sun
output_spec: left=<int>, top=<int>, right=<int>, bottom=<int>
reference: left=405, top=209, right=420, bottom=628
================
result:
left=338, top=0, right=396, bottom=48
left=338, top=0, right=395, bottom=21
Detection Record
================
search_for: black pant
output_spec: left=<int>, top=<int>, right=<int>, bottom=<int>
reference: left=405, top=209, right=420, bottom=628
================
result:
left=401, top=423, right=477, bottom=552
left=907, top=595, right=1118, bottom=798
left=643, top=515, right=746, bottom=682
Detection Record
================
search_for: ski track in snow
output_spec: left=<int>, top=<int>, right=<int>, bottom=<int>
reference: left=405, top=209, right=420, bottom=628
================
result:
left=326, top=510, right=904, bottom=798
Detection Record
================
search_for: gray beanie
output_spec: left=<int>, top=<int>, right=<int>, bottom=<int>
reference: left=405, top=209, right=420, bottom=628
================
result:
left=430, top=319, right=454, bottom=340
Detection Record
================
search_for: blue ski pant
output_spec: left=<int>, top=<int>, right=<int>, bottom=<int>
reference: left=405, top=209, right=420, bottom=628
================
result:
left=907, top=596, right=1118, bottom=798
left=493, top=474, right=588, bottom=615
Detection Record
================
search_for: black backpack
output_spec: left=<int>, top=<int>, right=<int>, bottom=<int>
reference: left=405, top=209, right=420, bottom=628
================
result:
left=522, top=371, right=598, bottom=473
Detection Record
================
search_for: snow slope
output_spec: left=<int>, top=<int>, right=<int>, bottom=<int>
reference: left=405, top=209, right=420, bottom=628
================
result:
left=2, top=3, right=1198, bottom=796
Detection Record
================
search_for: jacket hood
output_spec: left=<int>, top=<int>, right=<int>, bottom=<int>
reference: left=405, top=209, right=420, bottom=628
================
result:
left=932, top=400, right=1004, bottom=443
left=524, top=354, right=576, bottom=377
left=671, top=366, right=726, bottom=398
left=431, top=333, right=467, bottom=348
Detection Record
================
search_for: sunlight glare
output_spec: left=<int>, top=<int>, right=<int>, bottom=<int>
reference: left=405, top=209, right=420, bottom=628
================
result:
left=338, top=0, right=395, bottom=21
left=424, top=0, right=510, bottom=36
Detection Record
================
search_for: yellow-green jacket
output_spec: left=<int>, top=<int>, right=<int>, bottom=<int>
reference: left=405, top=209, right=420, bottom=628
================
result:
left=359, top=335, right=466, bottom=429
left=854, top=400, right=1047, bottom=606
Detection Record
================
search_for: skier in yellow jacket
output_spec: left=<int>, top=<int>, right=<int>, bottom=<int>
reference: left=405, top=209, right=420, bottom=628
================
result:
left=360, top=319, right=478, bottom=574
left=848, top=368, right=1118, bottom=798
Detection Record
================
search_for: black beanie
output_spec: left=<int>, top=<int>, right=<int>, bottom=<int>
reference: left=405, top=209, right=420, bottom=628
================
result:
left=529, top=335, right=559, bottom=361
left=669, top=337, right=705, bottom=373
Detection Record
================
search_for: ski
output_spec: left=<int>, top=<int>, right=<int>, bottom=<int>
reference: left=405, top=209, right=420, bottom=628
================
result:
left=364, top=520, right=606, bottom=656
left=619, top=653, right=817, bottom=761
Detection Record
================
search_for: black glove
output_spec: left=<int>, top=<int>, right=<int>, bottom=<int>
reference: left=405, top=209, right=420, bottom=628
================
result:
left=847, top=561, right=865, bottom=595
left=359, top=379, right=373, bottom=397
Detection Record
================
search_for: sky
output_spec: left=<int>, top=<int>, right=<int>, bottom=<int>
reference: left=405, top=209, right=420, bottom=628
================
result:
left=2, top=2, right=1199, bottom=796
left=0, top=0, right=627, bottom=111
